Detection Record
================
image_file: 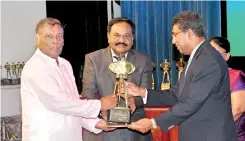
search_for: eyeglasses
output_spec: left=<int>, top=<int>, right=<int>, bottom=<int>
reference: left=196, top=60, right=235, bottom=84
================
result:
left=112, top=33, right=133, bottom=41
left=172, top=31, right=184, bottom=37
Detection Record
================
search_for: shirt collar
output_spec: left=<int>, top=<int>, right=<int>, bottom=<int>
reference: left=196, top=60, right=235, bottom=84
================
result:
left=110, top=48, right=128, bottom=61
left=189, top=39, right=205, bottom=61
left=36, top=48, right=62, bottom=66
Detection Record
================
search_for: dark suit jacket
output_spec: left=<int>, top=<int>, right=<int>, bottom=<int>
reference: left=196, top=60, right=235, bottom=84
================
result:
left=82, top=47, right=152, bottom=141
left=147, top=41, right=238, bottom=141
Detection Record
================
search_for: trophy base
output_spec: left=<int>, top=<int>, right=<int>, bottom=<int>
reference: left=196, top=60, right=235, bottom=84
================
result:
left=161, top=83, right=170, bottom=90
left=107, top=107, right=130, bottom=124
left=106, top=123, right=128, bottom=128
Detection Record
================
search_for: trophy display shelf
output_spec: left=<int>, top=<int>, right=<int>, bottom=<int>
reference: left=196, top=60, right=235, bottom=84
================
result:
left=0, top=84, right=20, bottom=90
left=144, top=106, right=178, bottom=141
left=1, top=62, right=22, bottom=88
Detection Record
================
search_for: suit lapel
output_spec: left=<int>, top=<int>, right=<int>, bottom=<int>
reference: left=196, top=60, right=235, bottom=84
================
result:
left=178, top=40, right=208, bottom=97
left=178, top=65, right=187, bottom=98
left=104, top=47, right=116, bottom=83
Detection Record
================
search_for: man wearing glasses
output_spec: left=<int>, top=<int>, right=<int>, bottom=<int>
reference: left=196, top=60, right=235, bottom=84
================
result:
left=126, top=11, right=238, bottom=141
left=82, top=17, right=153, bottom=141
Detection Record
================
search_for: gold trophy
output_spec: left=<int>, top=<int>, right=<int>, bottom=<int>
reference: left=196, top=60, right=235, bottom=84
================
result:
left=10, top=62, right=20, bottom=85
left=151, top=62, right=156, bottom=89
left=4, top=62, right=12, bottom=79
left=176, top=58, right=186, bottom=80
left=2, top=62, right=12, bottom=85
left=107, top=56, right=135, bottom=127
left=160, top=59, right=171, bottom=90
left=16, top=62, right=21, bottom=78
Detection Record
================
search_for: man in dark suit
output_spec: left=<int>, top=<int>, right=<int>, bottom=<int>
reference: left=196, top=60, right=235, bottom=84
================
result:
left=82, top=17, right=152, bottom=141
left=126, top=11, right=238, bottom=141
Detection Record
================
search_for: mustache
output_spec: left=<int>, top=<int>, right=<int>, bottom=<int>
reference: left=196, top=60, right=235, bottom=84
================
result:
left=115, top=42, right=127, bottom=46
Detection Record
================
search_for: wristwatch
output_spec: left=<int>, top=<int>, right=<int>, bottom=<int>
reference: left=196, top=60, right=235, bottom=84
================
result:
left=151, top=118, right=157, bottom=129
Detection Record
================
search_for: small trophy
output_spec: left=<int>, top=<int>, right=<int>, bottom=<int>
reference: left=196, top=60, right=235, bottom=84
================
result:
left=11, top=62, right=20, bottom=85
left=151, top=62, right=156, bottom=89
left=4, top=62, right=12, bottom=79
left=2, top=119, right=6, bottom=140
left=2, top=62, right=12, bottom=85
left=107, top=55, right=135, bottom=127
left=160, top=59, right=171, bottom=90
left=16, top=62, right=21, bottom=78
left=20, top=62, right=25, bottom=74
left=176, top=58, right=186, bottom=80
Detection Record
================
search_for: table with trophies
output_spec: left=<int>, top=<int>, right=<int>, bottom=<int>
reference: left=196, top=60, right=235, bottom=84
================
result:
left=144, top=58, right=186, bottom=141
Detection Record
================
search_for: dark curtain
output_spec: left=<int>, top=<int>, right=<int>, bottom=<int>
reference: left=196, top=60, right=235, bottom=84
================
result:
left=46, top=1, right=108, bottom=93
left=121, top=1, right=221, bottom=89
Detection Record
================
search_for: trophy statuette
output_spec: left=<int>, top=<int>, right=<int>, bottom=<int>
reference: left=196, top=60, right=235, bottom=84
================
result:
left=11, top=62, right=20, bottom=85
left=160, top=59, right=171, bottom=90
left=107, top=56, right=135, bottom=127
left=176, top=58, right=186, bottom=80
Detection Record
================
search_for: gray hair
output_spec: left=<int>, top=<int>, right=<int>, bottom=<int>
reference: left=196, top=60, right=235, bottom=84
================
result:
left=35, top=17, right=63, bottom=34
left=172, top=11, right=205, bottom=37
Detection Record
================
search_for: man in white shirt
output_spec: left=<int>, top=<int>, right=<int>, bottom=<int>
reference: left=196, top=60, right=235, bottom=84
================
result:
left=21, top=17, right=118, bottom=141
left=125, top=11, right=238, bottom=141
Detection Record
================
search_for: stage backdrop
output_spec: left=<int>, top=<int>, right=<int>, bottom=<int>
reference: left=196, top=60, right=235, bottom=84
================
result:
left=121, top=1, right=221, bottom=89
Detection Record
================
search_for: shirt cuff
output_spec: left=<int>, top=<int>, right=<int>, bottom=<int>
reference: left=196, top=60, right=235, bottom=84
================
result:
left=91, top=118, right=102, bottom=134
left=142, top=88, right=148, bottom=104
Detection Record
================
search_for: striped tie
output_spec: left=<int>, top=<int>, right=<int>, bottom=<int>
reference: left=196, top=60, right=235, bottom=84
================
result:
left=113, top=56, right=121, bottom=61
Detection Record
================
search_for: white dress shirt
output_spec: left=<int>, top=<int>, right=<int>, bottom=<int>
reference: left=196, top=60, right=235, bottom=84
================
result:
left=21, top=49, right=102, bottom=141
left=184, top=40, right=205, bottom=75
left=111, top=49, right=128, bottom=62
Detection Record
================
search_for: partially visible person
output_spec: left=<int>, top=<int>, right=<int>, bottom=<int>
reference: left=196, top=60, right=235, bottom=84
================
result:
left=21, top=17, right=118, bottom=141
left=125, top=11, right=238, bottom=141
left=210, top=37, right=245, bottom=141
left=82, top=17, right=153, bottom=141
